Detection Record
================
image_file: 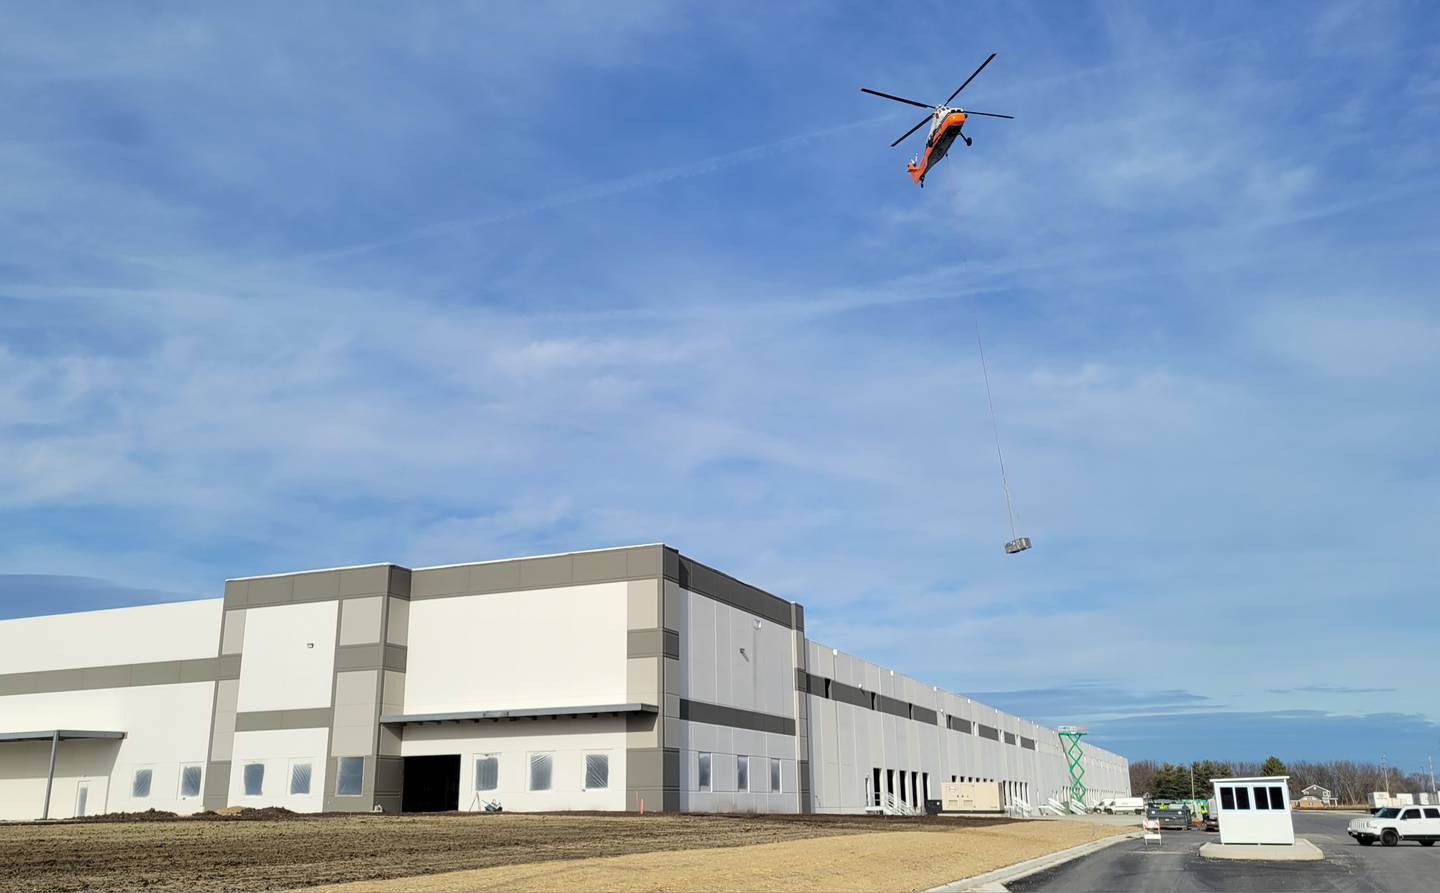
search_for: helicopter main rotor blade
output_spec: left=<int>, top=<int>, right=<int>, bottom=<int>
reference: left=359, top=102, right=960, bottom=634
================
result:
left=944, top=52, right=997, bottom=105
left=890, top=115, right=932, bottom=148
left=860, top=87, right=936, bottom=110
left=960, top=110, right=1014, bottom=119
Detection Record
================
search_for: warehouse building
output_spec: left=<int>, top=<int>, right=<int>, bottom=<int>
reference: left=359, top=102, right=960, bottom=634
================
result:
left=0, top=544, right=1130, bottom=820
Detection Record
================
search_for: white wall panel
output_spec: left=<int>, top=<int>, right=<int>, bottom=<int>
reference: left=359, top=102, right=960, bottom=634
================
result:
left=404, top=583, right=627, bottom=713
left=229, top=727, right=330, bottom=813
left=0, top=682, right=214, bottom=820
left=0, top=599, right=222, bottom=673
left=236, top=601, right=339, bottom=712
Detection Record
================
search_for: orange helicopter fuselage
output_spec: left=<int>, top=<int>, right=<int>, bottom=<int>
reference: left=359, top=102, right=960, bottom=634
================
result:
left=906, top=111, right=967, bottom=186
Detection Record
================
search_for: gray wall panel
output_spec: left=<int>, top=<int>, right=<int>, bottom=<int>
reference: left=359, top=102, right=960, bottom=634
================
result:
left=293, top=571, right=340, bottom=602
left=234, top=708, right=334, bottom=732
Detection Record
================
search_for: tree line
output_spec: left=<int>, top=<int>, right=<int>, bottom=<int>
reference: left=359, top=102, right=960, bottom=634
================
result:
left=1129, top=756, right=1437, bottom=804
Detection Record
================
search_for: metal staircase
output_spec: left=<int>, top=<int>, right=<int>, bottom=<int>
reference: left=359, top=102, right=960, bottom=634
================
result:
left=864, top=791, right=918, bottom=816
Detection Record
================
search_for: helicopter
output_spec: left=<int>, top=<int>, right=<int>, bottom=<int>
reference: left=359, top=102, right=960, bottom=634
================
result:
left=861, top=53, right=1013, bottom=187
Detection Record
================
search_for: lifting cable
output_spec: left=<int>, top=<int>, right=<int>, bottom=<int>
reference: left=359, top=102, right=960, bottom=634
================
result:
left=972, top=298, right=1020, bottom=543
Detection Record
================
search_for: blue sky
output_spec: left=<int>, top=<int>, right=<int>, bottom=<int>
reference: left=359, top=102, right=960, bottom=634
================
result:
left=2, top=1, right=1437, bottom=770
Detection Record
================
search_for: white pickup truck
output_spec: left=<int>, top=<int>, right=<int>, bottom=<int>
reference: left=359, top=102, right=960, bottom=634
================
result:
left=1348, top=805, right=1440, bottom=847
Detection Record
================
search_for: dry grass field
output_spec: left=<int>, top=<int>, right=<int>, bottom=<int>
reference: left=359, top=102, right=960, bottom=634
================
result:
left=0, top=810, right=1125, bottom=892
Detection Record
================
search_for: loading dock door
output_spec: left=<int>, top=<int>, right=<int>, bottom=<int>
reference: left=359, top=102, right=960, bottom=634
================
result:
left=402, top=754, right=461, bottom=812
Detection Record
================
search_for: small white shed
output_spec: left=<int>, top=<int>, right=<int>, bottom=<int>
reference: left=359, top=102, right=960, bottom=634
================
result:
left=1213, top=776, right=1294, bottom=845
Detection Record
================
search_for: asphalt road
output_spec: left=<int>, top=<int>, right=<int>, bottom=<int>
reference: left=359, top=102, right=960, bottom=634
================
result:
left=1009, top=811, right=1438, bottom=892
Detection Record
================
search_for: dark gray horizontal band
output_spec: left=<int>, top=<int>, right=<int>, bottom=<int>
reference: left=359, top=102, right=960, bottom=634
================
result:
left=225, top=565, right=410, bottom=609
left=671, top=554, right=794, bottom=629
left=678, top=698, right=795, bottom=736
left=0, top=729, right=126, bottom=742
left=977, top=724, right=1000, bottom=741
left=627, top=628, right=680, bottom=660
left=0, top=655, right=240, bottom=697
left=409, top=546, right=669, bottom=599
left=1021, top=737, right=1036, bottom=750
left=875, top=693, right=909, bottom=719
left=827, top=678, right=869, bottom=709
left=234, top=707, right=334, bottom=731
left=798, top=672, right=938, bottom=725
left=380, top=703, right=658, bottom=724
left=335, top=643, right=407, bottom=672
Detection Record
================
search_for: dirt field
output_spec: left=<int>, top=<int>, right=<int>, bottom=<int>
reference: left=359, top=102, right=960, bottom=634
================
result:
left=313, top=820, right=1127, bottom=892
left=0, top=811, right=1055, bottom=892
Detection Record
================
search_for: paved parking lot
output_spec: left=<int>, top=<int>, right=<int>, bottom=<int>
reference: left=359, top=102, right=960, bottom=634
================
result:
left=1010, top=811, right=1437, bottom=892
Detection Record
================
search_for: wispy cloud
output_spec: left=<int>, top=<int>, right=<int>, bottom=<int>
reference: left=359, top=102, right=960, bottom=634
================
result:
left=1268, top=685, right=1399, bottom=695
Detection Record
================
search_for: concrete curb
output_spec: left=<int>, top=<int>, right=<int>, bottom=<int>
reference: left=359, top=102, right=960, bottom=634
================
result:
left=927, top=831, right=1141, bottom=892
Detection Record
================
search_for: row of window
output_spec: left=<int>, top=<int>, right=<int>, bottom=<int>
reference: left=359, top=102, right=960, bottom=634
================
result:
left=696, top=753, right=783, bottom=793
left=240, top=756, right=365, bottom=797
left=130, top=764, right=204, bottom=800
left=472, top=752, right=611, bottom=792
left=1218, top=785, right=1287, bottom=811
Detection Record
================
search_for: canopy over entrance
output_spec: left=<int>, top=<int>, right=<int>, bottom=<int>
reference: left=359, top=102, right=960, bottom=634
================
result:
left=0, top=729, right=126, bottom=820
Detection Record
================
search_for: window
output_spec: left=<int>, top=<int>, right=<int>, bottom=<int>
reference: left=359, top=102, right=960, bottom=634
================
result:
left=1269, top=786, right=1285, bottom=809
left=1220, top=787, right=1235, bottom=810
left=1253, top=786, right=1269, bottom=810
left=585, top=753, right=610, bottom=790
left=132, top=768, right=153, bottom=798
left=529, top=752, right=553, bottom=791
left=474, top=754, right=499, bottom=791
left=179, top=765, right=203, bottom=799
left=1425, top=808, right=1440, bottom=819
left=584, top=754, right=607, bottom=789
left=243, top=762, right=265, bottom=796
left=770, top=758, right=781, bottom=793
left=336, top=757, right=364, bottom=796
left=1402, top=808, right=1421, bottom=820
left=698, top=752, right=711, bottom=791
left=290, top=761, right=313, bottom=796
left=737, top=755, right=749, bottom=792
left=1235, top=786, right=1251, bottom=810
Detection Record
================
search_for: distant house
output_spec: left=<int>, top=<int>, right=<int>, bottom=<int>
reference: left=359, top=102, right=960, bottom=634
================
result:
left=1297, top=784, right=1335, bottom=807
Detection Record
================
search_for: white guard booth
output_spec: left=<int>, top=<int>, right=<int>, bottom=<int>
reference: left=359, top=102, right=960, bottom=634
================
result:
left=1213, top=776, right=1295, bottom=845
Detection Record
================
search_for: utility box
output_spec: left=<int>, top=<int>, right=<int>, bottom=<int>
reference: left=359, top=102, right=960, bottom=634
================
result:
left=1395, top=793, right=1414, bottom=805
left=1213, top=776, right=1294, bottom=845
left=942, top=781, right=1001, bottom=812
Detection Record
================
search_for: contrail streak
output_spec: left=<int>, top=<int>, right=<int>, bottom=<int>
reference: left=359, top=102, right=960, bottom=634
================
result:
left=282, top=114, right=893, bottom=269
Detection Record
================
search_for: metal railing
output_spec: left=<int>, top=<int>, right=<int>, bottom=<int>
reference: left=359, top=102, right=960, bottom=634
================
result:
left=867, top=791, right=918, bottom=816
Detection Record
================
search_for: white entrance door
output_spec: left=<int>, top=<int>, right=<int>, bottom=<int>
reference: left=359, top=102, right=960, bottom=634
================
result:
left=75, top=780, right=91, bottom=817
